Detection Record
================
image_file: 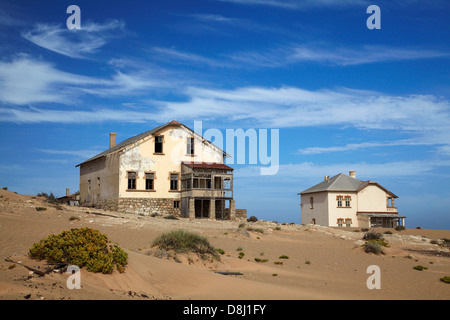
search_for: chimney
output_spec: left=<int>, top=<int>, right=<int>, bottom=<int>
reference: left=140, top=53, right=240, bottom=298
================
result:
left=349, top=170, right=356, bottom=178
left=324, top=176, right=330, bottom=182
left=110, top=132, right=116, bottom=149
left=66, top=188, right=70, bottom=197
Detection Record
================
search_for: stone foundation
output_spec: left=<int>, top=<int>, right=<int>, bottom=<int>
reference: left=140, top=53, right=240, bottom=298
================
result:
left=117, top=198, right=180, bottom=216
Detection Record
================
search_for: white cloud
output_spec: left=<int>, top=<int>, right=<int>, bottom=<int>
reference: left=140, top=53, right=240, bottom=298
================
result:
left=230, top=44, right=449, bottom=67
left=235, top=160, right=450, bottom=180
left=0, top=57, right=170, bottom=105
left=218, top=0, right=368, bottom=9
left=22, top=20, right=125, bottom=59
left=150, top=47, right=232, bottom=68
left=0, top=57, right=102, bottom=105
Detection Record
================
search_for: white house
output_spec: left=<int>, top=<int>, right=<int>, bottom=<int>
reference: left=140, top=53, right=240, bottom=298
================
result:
left=299, top=171, right=405, bottom=228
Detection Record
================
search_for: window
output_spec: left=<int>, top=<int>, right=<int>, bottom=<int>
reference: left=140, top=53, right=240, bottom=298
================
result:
left=187, top=137, right=194, bottom=155
left=310, top=197, right=314, bottom=209
left=337, top=218, right=344, bottom=227
left=128, top=172, right=136, bottom=190
left=345, top=218, right=352, bottom=227
left=97, top=177, right=100, bottom=195
left=170, top=173, right=179, bottom=191
left=155, top=136, right=163, bottom=153
left=145, top=173, right=154, bottom=190
left=174, top=200, right=180, bottom=209
left=345, top=196, right=351, bottom=207
left=337, top=196, right=343, bottom=207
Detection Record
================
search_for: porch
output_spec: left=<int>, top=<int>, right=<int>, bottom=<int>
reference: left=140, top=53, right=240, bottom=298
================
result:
left=357, top=212, right=406, bottom=228
left=180, top=161, right=235, bottom=220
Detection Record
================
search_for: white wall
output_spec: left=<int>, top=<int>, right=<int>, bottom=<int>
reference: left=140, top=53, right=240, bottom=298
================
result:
left=301, top=192, right=328, bottom=226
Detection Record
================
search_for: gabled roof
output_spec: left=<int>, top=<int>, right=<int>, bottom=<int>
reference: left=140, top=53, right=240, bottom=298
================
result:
left=182, top=161, right=234, bottom=171
left=76, top=121, right=227, bottom=167
left=299, top=173, right=398, bottom=198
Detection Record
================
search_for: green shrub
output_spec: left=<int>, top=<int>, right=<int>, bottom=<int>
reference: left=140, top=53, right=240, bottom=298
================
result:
left=413, top=265, right=428, bottom=271
left=279, top=255, right=289, bottom=259
left=28, top=227, right=128, bottom=274
left=35, top=207, right=47, bottom=211
left=395, top=225, right=406, bottom=231
left=247, top=216, right=258, bottom=222
left=152, top=230, right=219, bottom=260
left=238, top=252, right=245, bottom=259
left=364, top=242, right=385, bottom=255
left=246, top=227, right=264, bottom=234
left=439, top=276, right=450, bottom=284
left=363, top=231, right=384, bottom=241
left=254, top=258, right=268, bottom=263
left=367, top=239, right=390, bottom=248
left=216, top=248, right=225, bottom=255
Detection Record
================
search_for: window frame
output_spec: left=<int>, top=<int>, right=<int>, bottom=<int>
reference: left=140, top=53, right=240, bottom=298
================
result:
left=336, top=196, right=343, bottom=207
left=145, top=172, right=155, bottom=191
left=187, top=136, right=195, bottom=155
left=169, top=172, right=180, bottom=191
left=127, top=171, right=137, bottom=190
left=154, top=135, right=164, bottom=154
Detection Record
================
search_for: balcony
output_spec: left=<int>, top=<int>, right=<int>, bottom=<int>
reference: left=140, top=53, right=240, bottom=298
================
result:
left=180, top=161, right=234, bottom=200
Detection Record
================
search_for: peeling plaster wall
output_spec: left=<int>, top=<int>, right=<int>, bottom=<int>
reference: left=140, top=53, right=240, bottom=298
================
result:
left=118, top=126, right=224, bottom=199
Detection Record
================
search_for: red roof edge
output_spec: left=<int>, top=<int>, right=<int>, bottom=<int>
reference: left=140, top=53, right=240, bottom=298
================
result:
left=182, top=161, right=234, bottom=171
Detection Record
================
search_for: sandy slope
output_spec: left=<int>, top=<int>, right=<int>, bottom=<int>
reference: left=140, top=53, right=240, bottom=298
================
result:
left=0, top=189, right=449, bottom=300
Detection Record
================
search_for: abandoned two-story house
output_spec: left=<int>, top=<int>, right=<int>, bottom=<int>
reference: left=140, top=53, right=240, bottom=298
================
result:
left=76, top=121, right=244, bottom=220
left=299, top=171, right=406, bottom=228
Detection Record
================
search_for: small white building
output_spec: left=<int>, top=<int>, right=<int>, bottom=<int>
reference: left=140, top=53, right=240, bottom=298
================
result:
left=299, top=171, right=405, bottom=228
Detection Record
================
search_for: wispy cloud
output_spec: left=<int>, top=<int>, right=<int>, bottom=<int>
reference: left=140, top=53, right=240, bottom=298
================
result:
left=150, top=47, right=232, bottom=68
left=230, top=44, right=450, bottom=67
left=218, top=0, right=368, bottom=10
left=297, top=139, right=437, bottom=155
left=0, top=56, right=171, bottom=105
left=22, top=20, right=126, bottom=59
left=235, top=159, right=450, bottom=180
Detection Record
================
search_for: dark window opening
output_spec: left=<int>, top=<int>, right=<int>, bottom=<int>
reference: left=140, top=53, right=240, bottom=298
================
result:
left=155, top=136, right=163, bottom=153
left=128, top=172, right=136, bottom=190
left=170, top=173, right=179, bottom=191
left=145, top=173, right=154, bottom=190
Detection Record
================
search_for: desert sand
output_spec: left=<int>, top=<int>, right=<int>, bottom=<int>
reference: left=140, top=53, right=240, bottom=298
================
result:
left=0, top=188, right=449, bottom=301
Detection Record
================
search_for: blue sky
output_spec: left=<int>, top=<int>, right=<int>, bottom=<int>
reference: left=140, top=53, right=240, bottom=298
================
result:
left=1, top=0, right=449, bottom=228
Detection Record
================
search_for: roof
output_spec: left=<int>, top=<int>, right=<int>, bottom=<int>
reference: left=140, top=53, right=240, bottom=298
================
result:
left=357, top=212, right=406, bottom=218
left=76, top=121, right=227, bottom=167
left=299, top=173, right=365, bottom=194
left=299, top=173, right=398, bottom=198
left=182, top=161, right=234, bottom=171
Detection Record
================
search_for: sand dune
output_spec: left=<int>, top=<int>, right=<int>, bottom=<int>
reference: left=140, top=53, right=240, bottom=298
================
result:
left=0, top=189, right=449, bottom=300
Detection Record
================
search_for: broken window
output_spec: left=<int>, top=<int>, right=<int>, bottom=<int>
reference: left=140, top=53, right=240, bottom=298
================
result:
left=145, top=173, right=154, bottom=190
left=187, top=137, right=194, bottom=155
left=170, top=173, right=179, bottom=191
left=128, top=172, right=136, bottom=190
left=174, top=200, right=180, bottom=209
left=155, top=136, right=163, bottom=153
left=310, top=197, right=314, bottom=209
left=387, top=197, right=395, bottom=207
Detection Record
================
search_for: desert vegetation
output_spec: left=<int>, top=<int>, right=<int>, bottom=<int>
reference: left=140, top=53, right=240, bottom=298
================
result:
left=28, top=227, right=128, bottom=274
